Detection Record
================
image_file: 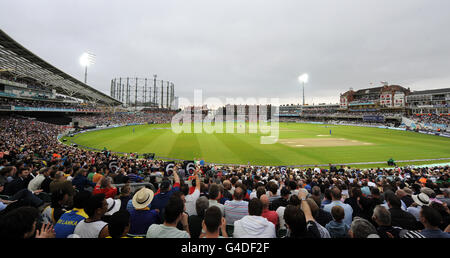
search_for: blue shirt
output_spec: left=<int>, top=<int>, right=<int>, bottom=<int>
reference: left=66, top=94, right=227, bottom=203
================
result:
left=150, top=186, right=180, bottom=215
left=323, top=201, right=354, bottom=226
left=129, top=209, right=161, bottom=235
left=54, top=208, right=89, bottom=238
left=420, top=229, right=450, bottom=238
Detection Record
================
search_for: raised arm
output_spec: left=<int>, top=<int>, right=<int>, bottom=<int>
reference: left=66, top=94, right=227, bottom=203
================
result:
left=298, top=190, right=315, bottom=222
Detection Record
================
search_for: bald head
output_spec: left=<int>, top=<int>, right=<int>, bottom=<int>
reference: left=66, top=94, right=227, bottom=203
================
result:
left=395, top=189, right=406, bottom=198
left=260, top=194, right=270, bottom=209
left=223, top=180, right=231, bottom=190
left=233, top=186, right=244, bottom=200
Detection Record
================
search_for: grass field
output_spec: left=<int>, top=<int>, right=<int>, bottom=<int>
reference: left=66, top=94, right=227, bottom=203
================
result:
left=63, top=122, right=450, bottom=166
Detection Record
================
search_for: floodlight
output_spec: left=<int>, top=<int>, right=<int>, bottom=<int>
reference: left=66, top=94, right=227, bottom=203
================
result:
left=298, top=73, right=309, bottom=83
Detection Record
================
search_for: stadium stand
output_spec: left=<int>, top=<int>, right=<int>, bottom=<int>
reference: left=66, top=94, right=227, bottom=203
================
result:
left=0, top=29, right=448, bottom=239
left=0, top=115, right=448, bottom=238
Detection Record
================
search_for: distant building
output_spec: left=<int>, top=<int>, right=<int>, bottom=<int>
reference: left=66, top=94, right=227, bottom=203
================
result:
left=340, top=85, right=410, bottom=111
left=407, top=88, right=450, bottom=115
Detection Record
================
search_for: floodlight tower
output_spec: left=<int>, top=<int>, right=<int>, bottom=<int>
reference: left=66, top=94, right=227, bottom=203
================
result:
left=298, top=73, right=309, bottom=106
left=79, top=52, right=95, bottom=84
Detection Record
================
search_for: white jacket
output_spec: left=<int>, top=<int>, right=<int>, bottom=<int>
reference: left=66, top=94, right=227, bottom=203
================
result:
left=233, top=215, right=276, bottom=238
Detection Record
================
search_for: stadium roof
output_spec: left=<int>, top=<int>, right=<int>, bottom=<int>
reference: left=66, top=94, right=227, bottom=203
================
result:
left=409, top=88, right=450, bottom=95
left=0, top=29, right=121, bottom=105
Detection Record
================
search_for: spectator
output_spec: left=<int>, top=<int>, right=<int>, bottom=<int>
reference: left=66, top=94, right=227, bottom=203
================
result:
left=146, top=194, right=189, bottom=238
left=323, top=187, right=353, bottom=226
left=92, top=177, right=117, bottom=199
left=233, top=198, right=276, bottom=238
left=270, top=187, right=290, bottom=211
left=28, top=167, right=49, bottom=192
left=73, top=193, right=109, bottom=238
left=107, top=210, right=131, bottom=238
left=283, top=191, right=323, bottom=239
left=208, top=183, right=224, bottom=216
left=224, top=187, right=249, bottom=229
left=188, top=196, right=209, bottom=238
left=4, top=167, right=32, bottom=196
left=41, top=189, right=70, bottom=224
left=260, top=194, right=279, bottom=226
left=129, top=187, right=160, bottom=236
left=372, top=205, right=404, bottom=238
left=398, top=188, right=415, bottom=208
left=0, top=206, right=55, bottom=238
left=202, top=206, right=228, bottom=238
left=407, top=192, right=430, bottom=221
left=185, top=169, right=201, bottom=216
left=386, top=193, right=419, bottom=230
left=221, top=180, right=233, bottom=203
left=118, top=184, right=132, bottom=211
left=419, top=206, right=450, bottom=238
left=72, top=168, right=96, bottom=192
left=348, top=217, right=379, bottom=238
left=326, top=205, right=350, bottom=238
left=151, top=170, right=181, bottom=217
left=54, top=191, right=91, bottom=238
left=277, top=195, right=300, bottom=237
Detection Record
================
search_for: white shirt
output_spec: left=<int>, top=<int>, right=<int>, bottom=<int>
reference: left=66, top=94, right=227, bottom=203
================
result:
left=185, top=189, right=200, bottom=216
left=276, top=206, right=286, bottom=230
left=28, top=174, right=46, bottom=192
left=233, top=216, right=276, bottom=238
left=73, top=219, right=108, bottom=238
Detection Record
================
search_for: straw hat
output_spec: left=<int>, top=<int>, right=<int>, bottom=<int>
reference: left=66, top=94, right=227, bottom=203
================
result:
left=132, top=187, right=154, bottom=210
left=412, top=193, right=430, bottom=207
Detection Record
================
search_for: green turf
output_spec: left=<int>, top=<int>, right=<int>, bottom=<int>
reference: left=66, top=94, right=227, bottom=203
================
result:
left=63, top=123, right=450, bottom=166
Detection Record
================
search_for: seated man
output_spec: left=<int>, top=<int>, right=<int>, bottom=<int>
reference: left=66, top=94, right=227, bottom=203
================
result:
left=201, top=206, right=228, bottom=238
left=146, top=193, right=190, bottom=238
left=233, top=198, right=276, bottom=238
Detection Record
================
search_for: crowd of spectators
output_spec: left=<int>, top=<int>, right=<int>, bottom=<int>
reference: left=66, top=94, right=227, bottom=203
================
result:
left=72, top=112, right=175, bottom=126
left=0, top=115, right=449, bottom=238
left=0, top=97, right=100, bottom=110
left=411, top=114, right=450, bottom=126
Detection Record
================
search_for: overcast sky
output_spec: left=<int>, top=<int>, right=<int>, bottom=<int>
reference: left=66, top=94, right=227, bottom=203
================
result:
left=2, top=0, right=450, bottom=108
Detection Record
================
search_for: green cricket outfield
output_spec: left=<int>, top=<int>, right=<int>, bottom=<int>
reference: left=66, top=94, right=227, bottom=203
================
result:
left=62, top=122, right=450, bottom=166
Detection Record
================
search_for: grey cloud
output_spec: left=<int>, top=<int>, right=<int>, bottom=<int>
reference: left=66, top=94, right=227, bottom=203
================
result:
left=1, top=0, right=450, bottom=107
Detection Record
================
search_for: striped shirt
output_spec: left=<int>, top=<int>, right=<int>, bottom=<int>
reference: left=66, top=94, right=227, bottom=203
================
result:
left=224, top=200, right=249, bottom=226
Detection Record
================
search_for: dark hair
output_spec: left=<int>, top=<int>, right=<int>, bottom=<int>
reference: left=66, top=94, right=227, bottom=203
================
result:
left=386, top=192, right=401, bottom=209
left=331, top=187, right=342, bottom=200
left=421, top=206, right=443, bottom=227
left=204, top=206, right=222, bottom=233
left=73, top=191, right=92, bottom=209
left=283, top=205, right=306, bottom=237
left=208, top=183, right=220, bottom=200
left=331, top=205, right=345, bottom=222
left=311, top=186, right=321, bottom=196
left=289, top=195, right=301, bottom=206
left=371, top=187, right=380, bottom=196
left=268, top=181, right=278, bottom=195
left=0, top=206, right=40, bottom=238
left=248, top=198, right=263, bottom=216
left=51, top=189, right=68, bottom=208
left=108, top=210, right=130, bottom=238
left=164, top=194, right=185, bottom=223
left=324, top=188, right=332, bottom=200
left=256, top=186, right=266, bottom=199
left=18, top=167, right=29, bottom=175
left=85, top=193, right=106, bottom=218
left=180, top=184, right=189, bottom=196
left=288, top=181, right=297, bottom=190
